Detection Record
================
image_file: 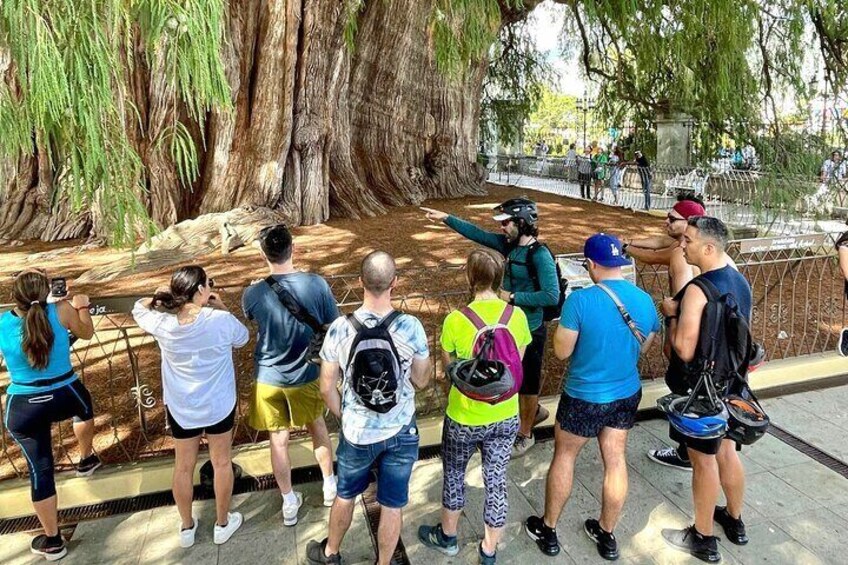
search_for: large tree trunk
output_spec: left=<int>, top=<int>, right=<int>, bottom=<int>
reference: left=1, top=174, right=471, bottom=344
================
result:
left=0, top=0, right=505, bottom=244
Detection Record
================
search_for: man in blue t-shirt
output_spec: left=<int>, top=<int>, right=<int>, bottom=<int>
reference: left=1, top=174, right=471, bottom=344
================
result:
left=241, top=225, right=340, bottom=526
left=525, top=233, right=659, bottom=560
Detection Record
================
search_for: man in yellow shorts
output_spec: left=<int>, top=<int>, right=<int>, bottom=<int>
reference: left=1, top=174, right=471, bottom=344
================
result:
left=242, top=225, right=340, bottom=526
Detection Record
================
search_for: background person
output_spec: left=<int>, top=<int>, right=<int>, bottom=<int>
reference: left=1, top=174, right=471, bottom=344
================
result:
left=577, top=148, right=594, bottom=199
left=634, top=150, right=653, bottom=210
left=592, top=148, right=609, bottom=201
left=421, top=198, right=559, bottom=457
left=524, top=234, right=658, bottom=561
left=242, top=224, right=338, bottom=525
left=308, top=251, right=431, bottom=565
left=608, top=148, right=624, bottom=205
left=132, top=266, right=249, bottom=548
left=417, top=249, right=531, bottom=564
left=1, top=270, right=98, bottom=561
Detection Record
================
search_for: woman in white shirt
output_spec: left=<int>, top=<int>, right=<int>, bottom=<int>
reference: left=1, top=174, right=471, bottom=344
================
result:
left=132, top=266, right=249, bottom=548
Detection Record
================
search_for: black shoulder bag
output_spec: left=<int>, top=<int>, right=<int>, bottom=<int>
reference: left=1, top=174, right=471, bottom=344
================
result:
left=265, top=276, right=327, bottom=365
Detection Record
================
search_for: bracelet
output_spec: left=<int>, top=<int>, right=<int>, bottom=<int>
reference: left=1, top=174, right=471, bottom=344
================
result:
left=75, top=305, right=90, bottom=311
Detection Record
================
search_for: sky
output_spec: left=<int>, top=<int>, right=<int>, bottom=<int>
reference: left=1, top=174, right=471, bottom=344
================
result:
left=526, top=2, right=586, bottom=97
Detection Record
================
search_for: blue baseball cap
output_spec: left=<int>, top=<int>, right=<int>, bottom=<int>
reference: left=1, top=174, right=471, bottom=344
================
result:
left=584, top=233, right=631, bottom=267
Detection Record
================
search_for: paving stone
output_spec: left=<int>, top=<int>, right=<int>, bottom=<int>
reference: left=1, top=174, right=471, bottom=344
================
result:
left=295, top=495, right=375, bottom=565
left=780, top=388, right=848, bottom=433
left=770, top=460, right=848, bottom=508
left=402, top=458, right=481, bottom=564
left=218, top=528, right=296, bottom=564
left=65, top=509, right=152, bottom=565
left=744, top=472, right=820, bottom=520
left=138, top=501, right=219, bottom=565
left=761, top=398, right=848, bottom=460
left=0, top=532, right=42, bottom=565
left=774, top=507, right=848, bottom=564
left=742, top=434, right=811, bottom=470
left=717, top=521, right=824, bottom=565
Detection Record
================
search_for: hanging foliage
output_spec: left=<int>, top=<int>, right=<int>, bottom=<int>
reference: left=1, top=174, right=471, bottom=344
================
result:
left=0, top=0, right=230, bottom=245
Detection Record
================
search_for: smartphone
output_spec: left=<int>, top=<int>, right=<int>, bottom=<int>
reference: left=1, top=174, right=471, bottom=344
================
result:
left=50, top=277, right=68, bottom=298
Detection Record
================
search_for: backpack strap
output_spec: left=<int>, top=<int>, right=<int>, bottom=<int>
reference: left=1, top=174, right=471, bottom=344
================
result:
left=497, top=304, right=515, bottom=326
left=265, top=276, right=322, bottom=333
left=377, top=310, right=403, bottom=330
left=346, top=312, right=364, bottom=333
left=459, top=306, right=487, bottom=330
left=346, top=310, right=402, bottom=333
left=595, top=283, right=646, bottom=345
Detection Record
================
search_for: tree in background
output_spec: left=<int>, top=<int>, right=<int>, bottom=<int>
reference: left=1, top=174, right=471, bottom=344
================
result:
left=522, top=88, right=579, bottom=155
left=0, top=1, right=846, bottom=247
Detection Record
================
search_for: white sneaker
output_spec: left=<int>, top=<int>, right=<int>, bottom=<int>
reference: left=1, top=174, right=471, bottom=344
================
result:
left=213, top=512, right=243, bottom=545
left=512, top=433, right=535, bottom=458
left=323, top=482, right=337, bottom=507
left=179, top=517, right=198, bottom=548
left=282, top=491, right=303, bottom=526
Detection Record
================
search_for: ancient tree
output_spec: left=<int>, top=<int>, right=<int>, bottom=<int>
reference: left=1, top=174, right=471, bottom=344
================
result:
left=0, top=1, right=846, bottom=247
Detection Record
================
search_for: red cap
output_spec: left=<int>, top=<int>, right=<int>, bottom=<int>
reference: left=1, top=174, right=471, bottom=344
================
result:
left=672, top=200, right=706, bottom=219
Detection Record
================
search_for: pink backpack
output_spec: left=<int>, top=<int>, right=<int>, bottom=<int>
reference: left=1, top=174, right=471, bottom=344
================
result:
left=446, top=305, right=524, bottom=404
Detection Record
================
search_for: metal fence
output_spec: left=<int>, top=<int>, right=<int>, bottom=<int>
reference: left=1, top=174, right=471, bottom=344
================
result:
left=481, top=153, right=848, bottom=236
left=1, top=236, right=846, bottom=481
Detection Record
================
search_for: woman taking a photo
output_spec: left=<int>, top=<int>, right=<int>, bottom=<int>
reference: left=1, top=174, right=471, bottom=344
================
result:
left=132, top=266, right=249, bottom=548
left=1, top=270, right=99, bottom=561
left=418, top=250, right=531, bottom=564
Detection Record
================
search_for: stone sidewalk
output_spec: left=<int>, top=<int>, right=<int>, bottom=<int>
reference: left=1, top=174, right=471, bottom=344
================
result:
left=3, top=386, right=848, bottom=564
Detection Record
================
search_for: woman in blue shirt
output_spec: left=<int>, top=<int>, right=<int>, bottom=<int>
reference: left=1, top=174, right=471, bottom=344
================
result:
left=0, top=270, right=98, bottom=561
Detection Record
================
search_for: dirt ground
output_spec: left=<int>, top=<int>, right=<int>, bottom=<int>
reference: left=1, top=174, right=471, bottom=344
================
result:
left=0, top=185, right=671, bottom=478
left=0, top=184, right=665, bottom=297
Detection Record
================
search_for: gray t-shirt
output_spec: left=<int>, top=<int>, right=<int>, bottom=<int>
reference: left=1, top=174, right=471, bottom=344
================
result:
left=242, top=272, right=340, bottom=387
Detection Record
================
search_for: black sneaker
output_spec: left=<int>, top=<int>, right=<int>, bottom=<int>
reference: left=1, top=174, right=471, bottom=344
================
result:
left=31, top=534, right=67, bottom=561
left=524, top=515, right=560, bottom=556
left=76, top=454, right=102, bottom=477
left=714, top=506, right=748, bottom=545
left=306, top=538, right=343, bottom=565
left=662, top=525, right=721, bottom=563
left=584, top=518, right=619, bottom=561
left=647, top=447, right=692, bottom=471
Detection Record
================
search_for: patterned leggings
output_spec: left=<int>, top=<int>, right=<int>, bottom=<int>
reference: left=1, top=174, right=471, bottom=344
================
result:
left=441, top=416, right=519, bottom=528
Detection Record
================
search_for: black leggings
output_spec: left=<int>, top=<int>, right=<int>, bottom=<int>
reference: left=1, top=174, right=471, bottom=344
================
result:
left=5, top=379, right=95, bottom=501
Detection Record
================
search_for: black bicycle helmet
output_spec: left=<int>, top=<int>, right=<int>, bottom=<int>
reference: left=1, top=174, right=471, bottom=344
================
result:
left=724, top=395, right=769, bottom=445
left=446, top=358, right=516, bottom=405
left=492, top=197, right=538, bottom=225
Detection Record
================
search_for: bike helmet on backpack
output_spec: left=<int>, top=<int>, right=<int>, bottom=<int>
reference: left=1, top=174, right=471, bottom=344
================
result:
left=446, top=357, right=516, bottom=405
left=492, top=197, right=538, bottom=226
left=658, top=394, right=729, bottom=440
left=724, top=395, right=769, bottom=445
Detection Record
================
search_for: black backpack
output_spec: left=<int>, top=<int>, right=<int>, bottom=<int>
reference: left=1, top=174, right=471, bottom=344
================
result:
left=507, top=241, right=566, bottom=322
left=346, top=311, right=404, bottom=414
left=686, top=277, right=753, bottom=393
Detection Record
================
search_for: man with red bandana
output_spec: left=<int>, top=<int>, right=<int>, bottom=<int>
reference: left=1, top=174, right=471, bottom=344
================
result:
left=624, top=196, right=722, bottom=472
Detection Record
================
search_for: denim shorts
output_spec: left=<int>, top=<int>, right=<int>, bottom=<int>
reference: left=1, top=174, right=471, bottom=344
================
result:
left=336, top=420, right=419, bottom=508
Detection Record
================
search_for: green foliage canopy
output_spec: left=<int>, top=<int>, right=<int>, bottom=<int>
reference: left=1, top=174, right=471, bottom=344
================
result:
left=0, top=0, right=230, bottom=245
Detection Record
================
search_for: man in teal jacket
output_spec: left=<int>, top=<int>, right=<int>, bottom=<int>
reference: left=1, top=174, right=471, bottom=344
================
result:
left=422, top=197, right=560, bottom=456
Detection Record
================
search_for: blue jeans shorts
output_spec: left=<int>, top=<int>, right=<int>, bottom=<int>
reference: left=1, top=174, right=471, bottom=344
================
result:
left=336, top=420, right=419, bottom=508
